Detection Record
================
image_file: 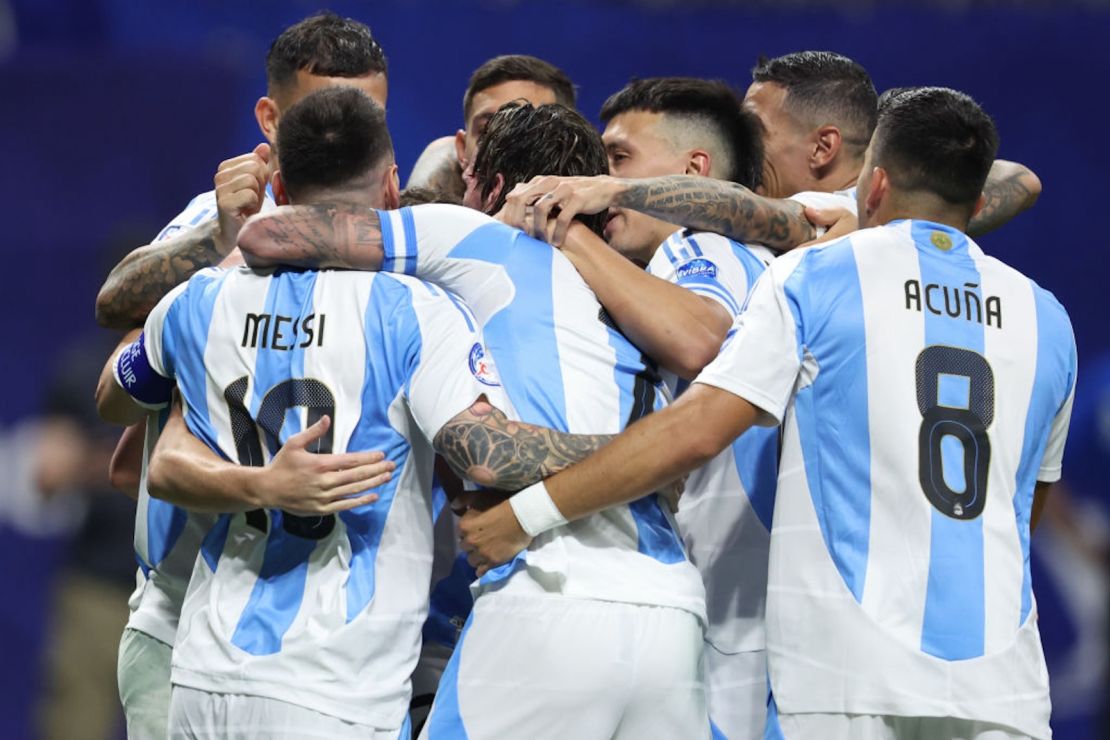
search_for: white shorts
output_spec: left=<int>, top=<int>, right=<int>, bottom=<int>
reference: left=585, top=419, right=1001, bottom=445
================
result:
left=421, top=592, right=709, bottom=739
left=118, top=627, right=173, bottom=740
left=704, top=646, right=768, bottom=740
left=766, top=700, right=1036, bottom=740
left=168, top=685, right=410, bottom=739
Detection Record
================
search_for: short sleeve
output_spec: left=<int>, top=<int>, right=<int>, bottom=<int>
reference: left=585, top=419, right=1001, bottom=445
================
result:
left=648, top=230, right=763, bottom=318
left=693, top=251, right=807, bottom=425
left=112, top=282, right=188, bottom=409
left=152, top=191, right=217, bottom=243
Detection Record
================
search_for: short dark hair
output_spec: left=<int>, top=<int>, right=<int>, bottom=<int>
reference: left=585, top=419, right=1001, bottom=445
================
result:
left=871, top=87, right=999, bottom=206
left=463, top=55, right=576, bottom=121
left=752, top=51, right=877, bottom=149
left=277, top=87, right=393, bottom=200
left=471, top=103, right=608, bottom=235
left=399, top=186, right=462, bottom=207
left=267, top=13, right=387, bottom=92
left=599, top=77, right=763, bottom=189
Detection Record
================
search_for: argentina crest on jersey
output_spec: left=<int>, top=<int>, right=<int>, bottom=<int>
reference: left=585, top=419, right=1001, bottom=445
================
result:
left=468, top=343, right=501, bottom=387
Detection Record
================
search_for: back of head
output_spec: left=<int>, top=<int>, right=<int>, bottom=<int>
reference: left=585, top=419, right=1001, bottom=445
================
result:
left=463, top=55, right=576, bottom=121
left=471, top=103, right=608, bottom=235
left=871, top=86, right=999, bottom=208
left=600, top=77, right=763, bottom=189
left=277, top=87, right=393, bottom=202
left=752, top=51, right=877, bottom=152
left=266, top=12, right=388, bottom=95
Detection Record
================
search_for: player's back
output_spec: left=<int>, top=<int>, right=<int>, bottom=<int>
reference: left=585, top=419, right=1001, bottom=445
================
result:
left=146, top=266, right=473, bottom=728
left=765, top=219, right=1075, bottom=737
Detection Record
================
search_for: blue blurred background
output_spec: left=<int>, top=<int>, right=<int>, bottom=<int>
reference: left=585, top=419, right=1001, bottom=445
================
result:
left=0, top=1, right=1106, bottom=738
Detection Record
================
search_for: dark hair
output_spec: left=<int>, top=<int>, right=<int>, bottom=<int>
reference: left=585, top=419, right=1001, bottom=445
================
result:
left=871, top=86, right=999, bottom=206
left=267, top=12, right=387, bottom=92
left=277, top=87, right=393, bottom=200
left=399, top=186, right=462, bottom=207
left=752, top=51, right=877, bottom=149
left=599, top=77, right=763, bottom=189
left=463, top=55, right=576, bottom=121
left=471, top=103, right=608, bottom=235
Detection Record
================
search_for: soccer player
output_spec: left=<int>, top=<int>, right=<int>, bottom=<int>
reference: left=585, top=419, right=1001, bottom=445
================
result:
left=462, top=87, right=1075, bottom=740
left=406, top=55, right=576, bottom=202
left=92, top=13, right=391, bottom=738
left=506, top=51, right=1041, bottom=248
left=97, top=87, right=618, bottom=739
left=237, top=103, right=710, bottom=738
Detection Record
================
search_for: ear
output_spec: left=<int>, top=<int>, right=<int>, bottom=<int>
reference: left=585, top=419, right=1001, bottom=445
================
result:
left=454, top=129, right=467, bottom=170
left=383, top=163, right=401, bottom=210
left=685, top=150, right=712, bottom=178
left=811, top=125, right=842, bottom=171
left=482, top=173, right=505, bottom=215
left=970, top=192, right=986, bottom=219
left=271, top=171, right=290, bottom=206
left=865, top=166, right=887, bottom=217
left=255, top=96, right=281, bottom=147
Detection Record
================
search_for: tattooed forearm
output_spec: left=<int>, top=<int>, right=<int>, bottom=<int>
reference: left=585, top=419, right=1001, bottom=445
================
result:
left=434, top=402, right=613, bottom=492
left=238, top=205, right=385, bottom=271
left=95, top=220, right=225, bottom=330
left=615, top=175, right=815, bottom=249
left=968, top=161, right=1041, bottom=237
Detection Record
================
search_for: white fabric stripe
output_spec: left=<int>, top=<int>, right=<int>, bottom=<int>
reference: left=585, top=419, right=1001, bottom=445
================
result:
left=854, top=228, right=932, bottom=647
left=387, top=210, right=407, bottom=272
left=976, top=254, right=1036, bottom=652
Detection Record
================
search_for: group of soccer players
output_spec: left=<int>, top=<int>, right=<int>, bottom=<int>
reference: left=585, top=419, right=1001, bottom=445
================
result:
left=90, top=10, right=1073, bottom=740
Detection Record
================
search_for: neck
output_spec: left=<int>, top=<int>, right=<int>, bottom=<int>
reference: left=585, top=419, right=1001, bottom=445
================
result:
left=871, top=191, right=973, bottom=232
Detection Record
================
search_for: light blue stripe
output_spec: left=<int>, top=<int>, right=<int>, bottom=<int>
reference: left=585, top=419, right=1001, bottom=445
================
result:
left=1013, top=284, right=1076, bottom=625
left=686, top=235, right=704, bottom=257
left=443, top=288, right=476, bottom=332
left=662, top=239, right=678, bottom=265
left=145, top=498, right=187, bottom=567
left=423, top=612, right=473, bottom=739
left=342, top=275, right=417, bottom=621
left=682, top=282, right=742, bottom=316
left=679, top=245, right=693, bottom=260
left=377, top=208, right=398, bottom=272
left=200, top=514, right=232, bottom=572
left=164, top=270, right=224, bottom=454
left=732, top=425, right=778, bottom=531
left=915, top=221, right=986, bottom=661
left=188, top=207, right=211, bottom=226
left=788, top=239, right=872, bottom=602
left=401, top=207, right=419, bottom=275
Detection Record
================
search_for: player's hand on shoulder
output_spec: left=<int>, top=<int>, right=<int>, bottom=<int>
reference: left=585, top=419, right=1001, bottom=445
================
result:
left=458, top=499, right=533, bottom=576
left=799, top=206, right=857, bottom=248
left=214, top=143, right=272, bottom=253
left=261, top=415, right=395, bottom=516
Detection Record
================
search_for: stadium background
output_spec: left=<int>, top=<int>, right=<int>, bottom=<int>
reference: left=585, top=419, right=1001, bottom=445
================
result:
left=0, top=0, right=1106, bottom=738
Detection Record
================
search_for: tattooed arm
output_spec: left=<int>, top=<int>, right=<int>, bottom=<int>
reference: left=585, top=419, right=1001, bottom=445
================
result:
left=502, top=174, right=815, bottom=249
left=968, top=160, right=1042, bottom=237
left=237, top=205, right=386, bottom=270
left=433, top=398, right=613, bottom=493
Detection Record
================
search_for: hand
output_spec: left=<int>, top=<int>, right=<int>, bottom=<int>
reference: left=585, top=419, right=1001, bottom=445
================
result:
left=502, top=175, right=624, bottom=246
left=659, top=476, right=686, bottom=514
left=257, top=415, right=395, bottom=516
left=214, top=143, right=272, bottom=253
left=458, top=499, right=534, bottom=575
left=798, top=206, right=857, bottom=248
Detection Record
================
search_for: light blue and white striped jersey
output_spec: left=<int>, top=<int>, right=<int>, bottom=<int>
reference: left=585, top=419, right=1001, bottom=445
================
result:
left=374, top=204, right=705, bottom=620
left=647, top=230, right=777, bottom=653
left=696, top=220, right=1076, bottom=737
left=130, top=265, right=490, bottom=728
left=127, top=188, right=276, bottom=646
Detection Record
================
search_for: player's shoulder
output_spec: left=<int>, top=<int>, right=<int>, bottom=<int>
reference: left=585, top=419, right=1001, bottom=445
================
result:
left=789, top=188, right=858, bottom=215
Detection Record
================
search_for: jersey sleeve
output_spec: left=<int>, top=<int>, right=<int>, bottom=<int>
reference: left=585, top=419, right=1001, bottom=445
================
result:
left=375, top=203, right=497, bottom=279
left=151, top=191, right=217, bottom=242
left=693, top=251, right=808, bottom=426
left=112, top=281, right=189, bottom=408
left=647, top=231, right=751, bottom=318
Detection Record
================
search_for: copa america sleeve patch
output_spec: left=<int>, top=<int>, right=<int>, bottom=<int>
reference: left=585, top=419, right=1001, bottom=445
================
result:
left=675, top=257, right=719, bottom=281
left=113, top=333, right=174, bottom=409
left=468, top=343, right=501, bottom=387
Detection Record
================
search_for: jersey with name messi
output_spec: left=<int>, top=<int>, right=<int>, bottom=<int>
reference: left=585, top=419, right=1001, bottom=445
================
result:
left=123, top=265, right=490, bottom=728
left=374, top=204, right=704, bottom=621
left=126, top=190, right=278, bottom=647
left=696, top=219, right=1076, bottom=738
left=647, top=229, right=777, bottom=654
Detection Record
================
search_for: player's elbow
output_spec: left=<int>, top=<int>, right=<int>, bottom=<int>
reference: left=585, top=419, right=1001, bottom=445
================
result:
left=1020, top=169, right=1043, bottom=210
left=94, top=283, right=127, bottom=330
left=109, top=452, right=141, bottom=499
left=667, top=335, right=725, bottom=381
left=236, top=219, right=273, bottom=267
left=145, top=449, right=175, bottom=502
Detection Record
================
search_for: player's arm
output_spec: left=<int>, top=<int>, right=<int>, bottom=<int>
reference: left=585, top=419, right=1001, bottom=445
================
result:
left=108, top=420, right=145, bottom=499
left=95, top=329, right=165, bottom=427
left=406, top=136, right=466, bottom=201
left=433, top=396, right=614, bottom=493
left=237, top=204, right=386, bottom=270
left=1031, top=481, right=1053, bottom=533
left=967, top=160, right=1042, bottom=237
left=503, top=174, right=816, bottom=250
left=147, top=400, right=393, bottom=515
left=559, top=222, right=732, bottom=379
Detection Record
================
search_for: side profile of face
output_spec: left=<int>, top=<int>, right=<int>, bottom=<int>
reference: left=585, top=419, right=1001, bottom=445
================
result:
left=742, top=81, right=813, bottom=199
left=602, top=110, right=693, bottom=265
left=457, top=80, right=559, bottom=168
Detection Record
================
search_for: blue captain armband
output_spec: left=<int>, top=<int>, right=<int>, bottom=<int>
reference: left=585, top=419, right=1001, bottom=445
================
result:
left=113, top=333, right=173, bottom=409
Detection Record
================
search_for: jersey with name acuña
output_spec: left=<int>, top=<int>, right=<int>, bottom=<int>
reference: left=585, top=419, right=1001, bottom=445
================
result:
left=374, top=204, right=705, bottom=621
left=695, top=219, right=1076, bottom=738
left=116, top=265, right=491, bottom=728
left=126, top=187, right=277, bottom=647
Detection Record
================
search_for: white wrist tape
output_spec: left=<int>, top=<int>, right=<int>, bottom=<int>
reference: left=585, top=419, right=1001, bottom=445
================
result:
left=509, top=481, right=568, bottom=537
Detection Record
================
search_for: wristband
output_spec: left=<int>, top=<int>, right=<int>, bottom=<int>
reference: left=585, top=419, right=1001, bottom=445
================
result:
left=508, top=481, right=568, bottom=537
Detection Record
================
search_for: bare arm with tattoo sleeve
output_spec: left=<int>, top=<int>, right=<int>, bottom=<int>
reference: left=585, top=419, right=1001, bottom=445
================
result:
left=238, top=205, right=386, bottom=270
left=968, top=160, right=1042, bottom=237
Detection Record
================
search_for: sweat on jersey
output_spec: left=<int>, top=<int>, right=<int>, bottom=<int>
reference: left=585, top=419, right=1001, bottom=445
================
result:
left=115, top=265, right=493, bottom=728
left=696, top=219, right=1076, bottom=738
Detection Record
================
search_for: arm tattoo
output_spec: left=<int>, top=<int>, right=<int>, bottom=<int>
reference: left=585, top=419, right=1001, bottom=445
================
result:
left=615, top=175, right=815, bottom=249
left=434, top=403, right=613, bottom=492
left=239, top=204, right=385, bottom=271
left=95, top=220, right=224, bottom=330
left=968, top=164, right=1037, bottom=237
